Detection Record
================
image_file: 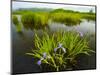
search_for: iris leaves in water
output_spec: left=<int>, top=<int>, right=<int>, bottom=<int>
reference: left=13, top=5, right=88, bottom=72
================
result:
left=26, top=31, right=94, bottom=71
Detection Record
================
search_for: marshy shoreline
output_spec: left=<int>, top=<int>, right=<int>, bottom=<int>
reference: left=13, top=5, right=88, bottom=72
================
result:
left=12, top=7, right=96, bottom=74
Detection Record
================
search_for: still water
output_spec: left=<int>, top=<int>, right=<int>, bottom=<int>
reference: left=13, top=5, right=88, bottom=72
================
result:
left=12, top=16, right=96, bottom=74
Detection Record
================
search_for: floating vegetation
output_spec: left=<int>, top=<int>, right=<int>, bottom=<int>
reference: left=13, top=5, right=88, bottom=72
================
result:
left=26, top=31, right=95, bottom=71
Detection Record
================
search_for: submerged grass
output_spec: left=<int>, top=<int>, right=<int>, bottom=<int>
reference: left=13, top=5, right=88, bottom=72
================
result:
left=26, top=31, right=94, bottom=71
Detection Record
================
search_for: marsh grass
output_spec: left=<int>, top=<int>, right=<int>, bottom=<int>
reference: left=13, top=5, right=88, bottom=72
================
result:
left=12, top=15, right=19, bottom=25
left=81, top=13, right=96, bottom=21
left=13, top=8, right=95, bottom=28
left=50, top=12, right=81, bottom=25
left=12, top=15, right=22, bottom=32
left=26, top=31, right=94, bottom=71
left=21, top=12, right=49, bottom=29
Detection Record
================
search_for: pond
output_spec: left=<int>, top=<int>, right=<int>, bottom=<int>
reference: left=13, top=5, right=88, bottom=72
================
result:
left=12, top=15, right=96, bottom=74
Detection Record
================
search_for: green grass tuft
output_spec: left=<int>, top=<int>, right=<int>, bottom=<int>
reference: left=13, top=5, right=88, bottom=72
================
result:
left=12, top=15, right=19, bottom=25
left=21, top=12, right=49, bottom=29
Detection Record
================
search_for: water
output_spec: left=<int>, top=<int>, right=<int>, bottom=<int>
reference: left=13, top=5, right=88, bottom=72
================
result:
left=48, top=20, right=95, bottom=34
left=12, top=16, right=96, bottom=74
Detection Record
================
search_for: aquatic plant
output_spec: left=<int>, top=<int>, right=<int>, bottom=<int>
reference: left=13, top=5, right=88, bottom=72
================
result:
left=54, top=43, right=66, bottom=53
left=81, top=13, right=96, bottom=21
left=12, top=15, right=19, bottom=25
left=13, top=8, right=96, bottom=28
left=26, top=31, right=94, bottom=71
left=50, top=12, right=81, bottom=25
left=12, top=15, right=22, bottom=32
left=21, top=12, right=49, bottom=29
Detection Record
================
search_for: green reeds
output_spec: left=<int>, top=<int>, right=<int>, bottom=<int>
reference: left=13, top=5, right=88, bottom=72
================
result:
left=81, top=13, right=96, bottom=21
left=12, top=15, right=22, bottom=32
left=12, top=15, right=19, bottom=25
left=13, top=8, right=96, bottom=27
left=21, top=12, right=49, bottom=29
left=26, top=31, right=94, bottom=71
left=50, top=12, right=81, bottom=25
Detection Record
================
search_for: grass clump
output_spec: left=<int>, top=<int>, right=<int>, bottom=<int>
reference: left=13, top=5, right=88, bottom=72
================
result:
left=12, top=15, right=22, bottom=32
left=50, top=12, right=81, bottom=25
left=81, top=13, right=96, bottom=21
left=12, top=15, right=19, bottom=25
left=26, top=31, right=94, bottom=71
left=21, top=12, right=49, bottom=29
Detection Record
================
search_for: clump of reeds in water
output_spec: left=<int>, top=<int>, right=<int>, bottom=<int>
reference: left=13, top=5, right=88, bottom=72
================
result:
left=13, top=8, right=96, bottom=29
left=12, top=15, right=19, bottom=25
left=21, top=12, right=49, bottom=29
left=50, top=12, right=81, bottom=25
left=12, top=15, right=22, bottom=32
left=81, top=13, right=96, bottom=21
left=26, top=30, right=95, bottom=71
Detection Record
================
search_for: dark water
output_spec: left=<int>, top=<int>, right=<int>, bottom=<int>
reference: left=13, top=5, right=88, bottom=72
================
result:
left=12, top=16, right=96, bottom=74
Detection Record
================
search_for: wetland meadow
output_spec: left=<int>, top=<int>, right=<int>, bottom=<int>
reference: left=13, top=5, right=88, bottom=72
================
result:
left=12, top=1, right=96, bottom=74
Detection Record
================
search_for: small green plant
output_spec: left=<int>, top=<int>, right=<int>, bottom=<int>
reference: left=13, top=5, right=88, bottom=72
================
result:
left=26, top=30, right=94, bottom=71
